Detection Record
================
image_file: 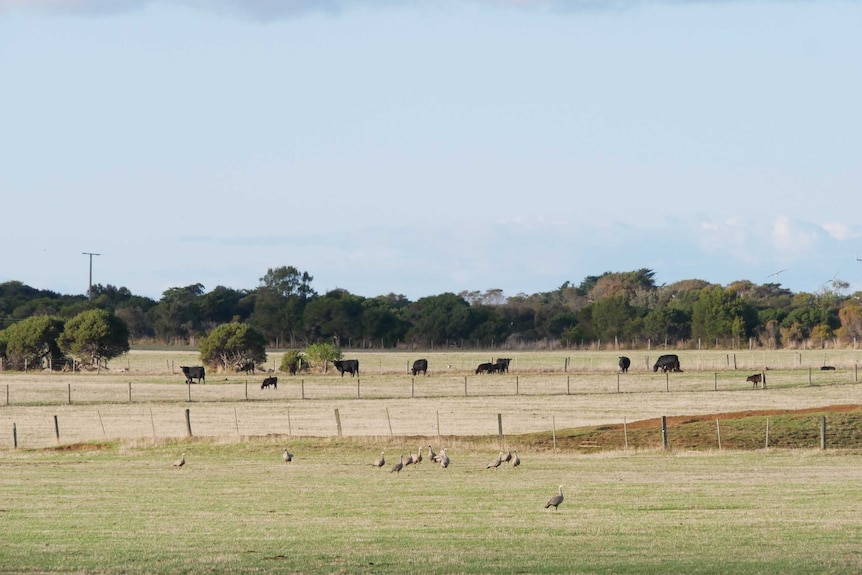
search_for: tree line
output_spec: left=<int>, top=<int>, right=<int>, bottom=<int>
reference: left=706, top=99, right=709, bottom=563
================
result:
left=2, top=266, right=861, bottom=359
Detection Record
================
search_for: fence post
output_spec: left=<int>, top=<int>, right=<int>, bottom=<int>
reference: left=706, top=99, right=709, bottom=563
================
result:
left=386, top=407, right=393, bottom=437
left=497, top=413, right=504, bottom=448
left=334, top=408, right=343, bottom=438
left=411, top=378, right=415, bottom=398
left=714, top=373, right=717, bottom=391
left=245, top=380, right=248, bottom=400
left=464, top=376, right=468, bottom=397
left=54, top=415, right=60, bottom=444
left=13, top=422, right=17, bottom=449
left=617, top=373, right=620, bottom=393
left=666, top=372, right=669, bottom=392
left=661, top=415, right=668, bottom=450
left=808, top=368, right=812, bottom=386
left=515, top=376, right=519, bottom=396
left=820, top=416, right=827, bottom=450
left=185, top=408, right=192, bottom=437
left=301, top=379, right=305, bottom=400
left=68, top=384, right=71, bottom=405
left=357, top=378, right=361, bottom=399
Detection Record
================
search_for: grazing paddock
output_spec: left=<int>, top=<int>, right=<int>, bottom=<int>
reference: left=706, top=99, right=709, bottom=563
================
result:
left=0, top=440, right=861, bottom=574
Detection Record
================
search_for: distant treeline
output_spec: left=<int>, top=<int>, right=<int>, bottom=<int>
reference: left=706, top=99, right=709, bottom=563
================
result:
left=1, top=266, right=860, bottom=350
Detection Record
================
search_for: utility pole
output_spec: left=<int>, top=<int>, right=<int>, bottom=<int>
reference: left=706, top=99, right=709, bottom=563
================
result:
left=82, top=252, right=100, bottom=301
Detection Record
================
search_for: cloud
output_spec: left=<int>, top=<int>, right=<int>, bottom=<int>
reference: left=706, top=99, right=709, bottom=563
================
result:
left=820, top=221, right=860, bottom=241
left=771, top=215, right=819, bottom=253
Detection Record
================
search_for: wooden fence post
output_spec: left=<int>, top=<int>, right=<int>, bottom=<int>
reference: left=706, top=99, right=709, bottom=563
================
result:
left=185, top=408, right=192, bottom=437
left=661, top=415, right=668, bottom=450
left=386, top=407, right=393, bottom=437
left=67, top=384, right=71, bottom=405
left=497, top=413, right=504, bottom=448
left=128, top=382, right=132, bottom=402
left=301, top=379, right=305, bottom=400
left=464, top=376, right=468, bottom=397
left=13, top=422, right=18, bottom=449
left=54, top=415, right=60, bottom=444
left=334, top=408, right=343, bottom=438
left=820, top=416, right=827, bottom=450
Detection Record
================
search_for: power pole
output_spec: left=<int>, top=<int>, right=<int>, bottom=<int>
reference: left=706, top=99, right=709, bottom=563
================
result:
left=82, top=252, right=100, bottom=301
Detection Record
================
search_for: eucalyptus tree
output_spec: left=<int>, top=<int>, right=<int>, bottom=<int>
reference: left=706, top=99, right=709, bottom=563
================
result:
left=249, top=266, right=315, bottom=346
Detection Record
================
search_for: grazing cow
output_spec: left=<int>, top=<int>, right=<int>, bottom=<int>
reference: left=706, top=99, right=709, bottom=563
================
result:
left=618, top=356, right=631, bottom=373
left=475, top=362, right=495, bottom=374
left=494, top=358, right=512, bottom=373
left=237, top=362, right=255, bottom=374
left=412, top=359, right=428, bottom=376
left=821, top=366, right=836, bottom=370
left=181, top=365, right=206, bottom=385
left=261, top=376, right=278, bottom=389
left=653, top=354, right=681, bottom=373
left=333, top=359, right=359, bottom=377
left=746, top=373, right=765, bottom=388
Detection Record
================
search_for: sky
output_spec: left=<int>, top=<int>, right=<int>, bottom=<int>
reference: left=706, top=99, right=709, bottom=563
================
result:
left=2, top=0, right=861, bottom=302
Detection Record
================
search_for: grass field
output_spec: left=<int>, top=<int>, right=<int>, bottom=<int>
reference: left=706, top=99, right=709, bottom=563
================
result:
left=1, top=349, right=862, bottom=573
left=1, top=439, right=861, bottom=574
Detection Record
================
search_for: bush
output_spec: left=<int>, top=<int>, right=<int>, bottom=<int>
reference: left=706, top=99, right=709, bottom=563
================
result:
left=279, top=349, right=304, bottom=374
left=302, top=343, right=342, bottom=373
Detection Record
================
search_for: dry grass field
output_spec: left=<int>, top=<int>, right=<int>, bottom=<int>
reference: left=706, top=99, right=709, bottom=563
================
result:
left=0, top=348, right=860, bottom=449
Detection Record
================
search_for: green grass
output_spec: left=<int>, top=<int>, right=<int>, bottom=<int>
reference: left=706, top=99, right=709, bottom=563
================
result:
left=1, top=438, right=861, bottom=574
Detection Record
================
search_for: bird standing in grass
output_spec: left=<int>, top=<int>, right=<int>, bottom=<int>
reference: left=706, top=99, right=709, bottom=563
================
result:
left=428, top=445, right=438, bottom=463
left=439, top=448, right=450, bottom=468
left=502, top=450, right=512, bottom=464
left=391, top=455, right=404, bottom=473
left=172, top=453, right=185, bottom=468
left=486, top=451, right=504, bottom=469
left=373, top=451, right=385, bottom=468
left=512, top=450, right=520, bottom=467
left=545, top=485, right=564, bottom=511
left=282, top=448, right=293, bottom=464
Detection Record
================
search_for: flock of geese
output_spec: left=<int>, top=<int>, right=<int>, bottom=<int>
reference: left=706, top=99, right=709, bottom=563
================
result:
left=171, top=446, right=563, bottom=510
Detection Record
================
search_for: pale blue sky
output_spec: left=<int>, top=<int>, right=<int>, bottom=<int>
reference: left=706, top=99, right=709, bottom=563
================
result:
left=2, top=0, right=861, bottom=300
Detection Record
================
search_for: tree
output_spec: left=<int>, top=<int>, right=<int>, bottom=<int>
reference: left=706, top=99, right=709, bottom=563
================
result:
left=148, top=284, right=205, bottom=343
left=0, top=315, right=66, bottom=370
left=691, top=286, right=755, bottom=346
left=249, top=266, right=315, bottom=345
left=199, top=323, right=267, bottom=372
left=58, top=309, right=130, bottom=367
left=302, top=342, right=342, bottom=373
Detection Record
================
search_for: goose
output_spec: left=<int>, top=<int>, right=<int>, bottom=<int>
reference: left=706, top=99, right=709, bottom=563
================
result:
left=545, top=485, right=564, bottom=511
left=439, top=448, right=450, bottom=468
left=172, top=453, right=185, bottom=468
left=486, top=451, right=504, bottom=469
left=373, top=451, right=385, bottom=468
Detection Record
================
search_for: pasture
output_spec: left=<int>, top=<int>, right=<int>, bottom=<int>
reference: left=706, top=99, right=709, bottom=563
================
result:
left=1, top=439, right=861, bottom=573
left=1, top=349, right=862, bottom=573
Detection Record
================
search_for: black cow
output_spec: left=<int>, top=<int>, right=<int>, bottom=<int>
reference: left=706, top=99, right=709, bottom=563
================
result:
left=746, top=373, right=765, bottom=388
left=494, top=358, right=512, bottom=373
left=261, top=376, right=278, bottom=389
left=476, top=362, right=495, bottom=374
left=653, top=354, right=681, bottom=373
left=412, top=359, right=428, bottom=376
left=618, top=356, right=631, bottom=373
left=237, top=362, right=255, bottom=374
left=181, top=365, right=206, bottom=384
left=333, top=359, right=359, bottom=377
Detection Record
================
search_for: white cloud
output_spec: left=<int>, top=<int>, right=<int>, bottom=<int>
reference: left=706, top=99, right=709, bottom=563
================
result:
left=820, top=221, right=858, bottom=241
left=772, top=216, right=818, bottom=253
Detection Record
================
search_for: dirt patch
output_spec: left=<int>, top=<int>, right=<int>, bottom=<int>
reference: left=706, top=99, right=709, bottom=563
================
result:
left=621, top=404, right=861, bottom=430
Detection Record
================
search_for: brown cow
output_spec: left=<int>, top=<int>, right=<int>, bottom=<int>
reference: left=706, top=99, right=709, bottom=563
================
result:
left=746, top=373, right=765, bottom=388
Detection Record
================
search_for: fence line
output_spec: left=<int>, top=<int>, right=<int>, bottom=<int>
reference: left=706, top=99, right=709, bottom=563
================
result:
left=0, top=369, right=858, bottom=407
left=0, top=404, right=854, bottom=451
